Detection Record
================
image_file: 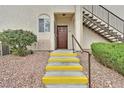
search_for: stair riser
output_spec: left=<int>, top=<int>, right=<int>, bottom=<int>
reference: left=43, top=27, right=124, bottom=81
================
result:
left=48, top=59, right=80, bottom=62
left=42, top=76, right=88, bottom=84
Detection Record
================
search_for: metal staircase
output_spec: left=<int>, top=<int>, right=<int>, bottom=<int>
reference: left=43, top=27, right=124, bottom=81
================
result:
left=83, top=5, right=124, bottom=42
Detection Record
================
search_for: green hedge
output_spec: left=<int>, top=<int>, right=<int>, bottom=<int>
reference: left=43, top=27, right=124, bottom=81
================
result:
left=91, top=43, right=124, bottom=75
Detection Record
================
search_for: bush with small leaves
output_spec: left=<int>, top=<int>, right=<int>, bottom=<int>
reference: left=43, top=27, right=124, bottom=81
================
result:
left=0, top=29, right=37, bottom=56
left=91, top=43, right=124, bottom=75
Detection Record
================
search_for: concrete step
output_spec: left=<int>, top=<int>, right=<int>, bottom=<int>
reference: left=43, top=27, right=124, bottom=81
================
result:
left=47, top=62, right=81, bottom=66
left=46, top=62, right=83, bottom=71
left=50, top=52, right=78, bottom=57
left=42, top=76, right=88, bottom=84
left=51, top=49, right=74, bottom=53
left=45, top=84, right=88, bottom=88
left=44, top=71, right=85, bottom=76
left=42, top=49, right=88, bottom=88
left=46, top=66, right=83, bottom=71
left=48, top=57, right=80, bottom=63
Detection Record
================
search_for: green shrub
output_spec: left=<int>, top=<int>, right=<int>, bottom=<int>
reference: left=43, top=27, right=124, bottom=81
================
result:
left=0, top=29, right=37, bottom=56
left=91, top=42, right=124, bottom=75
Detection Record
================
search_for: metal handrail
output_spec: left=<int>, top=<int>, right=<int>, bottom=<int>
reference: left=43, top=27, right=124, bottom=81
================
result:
left=72, top=34, right=91, bottom=88
left=100, top=5, right=124, bottom=22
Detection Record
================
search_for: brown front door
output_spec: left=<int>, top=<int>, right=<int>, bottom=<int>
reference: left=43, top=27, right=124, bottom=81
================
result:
left=57, top=26, right=68, bottom=49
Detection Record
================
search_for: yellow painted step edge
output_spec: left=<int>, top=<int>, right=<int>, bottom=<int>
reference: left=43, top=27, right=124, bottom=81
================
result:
left=46, top=66, right=83, bottom=71
left=50, top=53, right=78, bottom=56
left=48, top=58, right=80, bottom=62
left=42, top=76, right=88, bottom=84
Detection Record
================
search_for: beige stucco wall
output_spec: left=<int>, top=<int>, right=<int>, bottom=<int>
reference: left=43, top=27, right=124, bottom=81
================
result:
left=82, top=26, right=109, bottom=49
left=74, top=6, right=83, bottom=50
left=0, top=5, right=75, bottom=50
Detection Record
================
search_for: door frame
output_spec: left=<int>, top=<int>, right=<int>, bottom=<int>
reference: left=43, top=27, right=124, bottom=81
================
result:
left=56, top=25, right=68, bottom=49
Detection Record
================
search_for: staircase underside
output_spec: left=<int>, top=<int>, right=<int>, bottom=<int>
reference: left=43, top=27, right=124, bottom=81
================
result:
left=83, top=11, right=123, bottom=42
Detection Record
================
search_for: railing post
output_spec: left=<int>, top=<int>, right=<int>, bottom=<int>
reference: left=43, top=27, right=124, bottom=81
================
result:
left=107, top=12, right=110, bottom=30
left=72, top=35, right=74, bottom=53
left=92, top=5, right=93, bottom=17
left=88, top=53, right=91, bottom=88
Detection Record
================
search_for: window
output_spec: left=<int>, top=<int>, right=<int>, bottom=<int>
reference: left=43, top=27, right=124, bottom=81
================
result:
left=39, top=14, right=50, bottom=32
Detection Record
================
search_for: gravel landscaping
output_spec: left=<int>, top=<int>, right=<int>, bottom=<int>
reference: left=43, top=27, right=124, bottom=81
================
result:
left=79, top=53, right=124, bottom=88
left=0, top=51, right=124, bottom=88
left=0, top=51, right=49, bottom=88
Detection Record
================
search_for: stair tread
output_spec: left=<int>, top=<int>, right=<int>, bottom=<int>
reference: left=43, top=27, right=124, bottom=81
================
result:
left=46, top=62, right=83, bottom=71
left=43, top=76, right=88, bottom=79
left=45, top=71, right=85, bottom=76
left=47, top=62, right=81, bottom=66
left=46, top=66, right=83, bottom=71
left=52, top=49, right=74, bottom=53
left=46, top=84, right=88, bottom=88
left=84, top=14, right=89, bottom=16
left=48, top=57, right=80, bottom=62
